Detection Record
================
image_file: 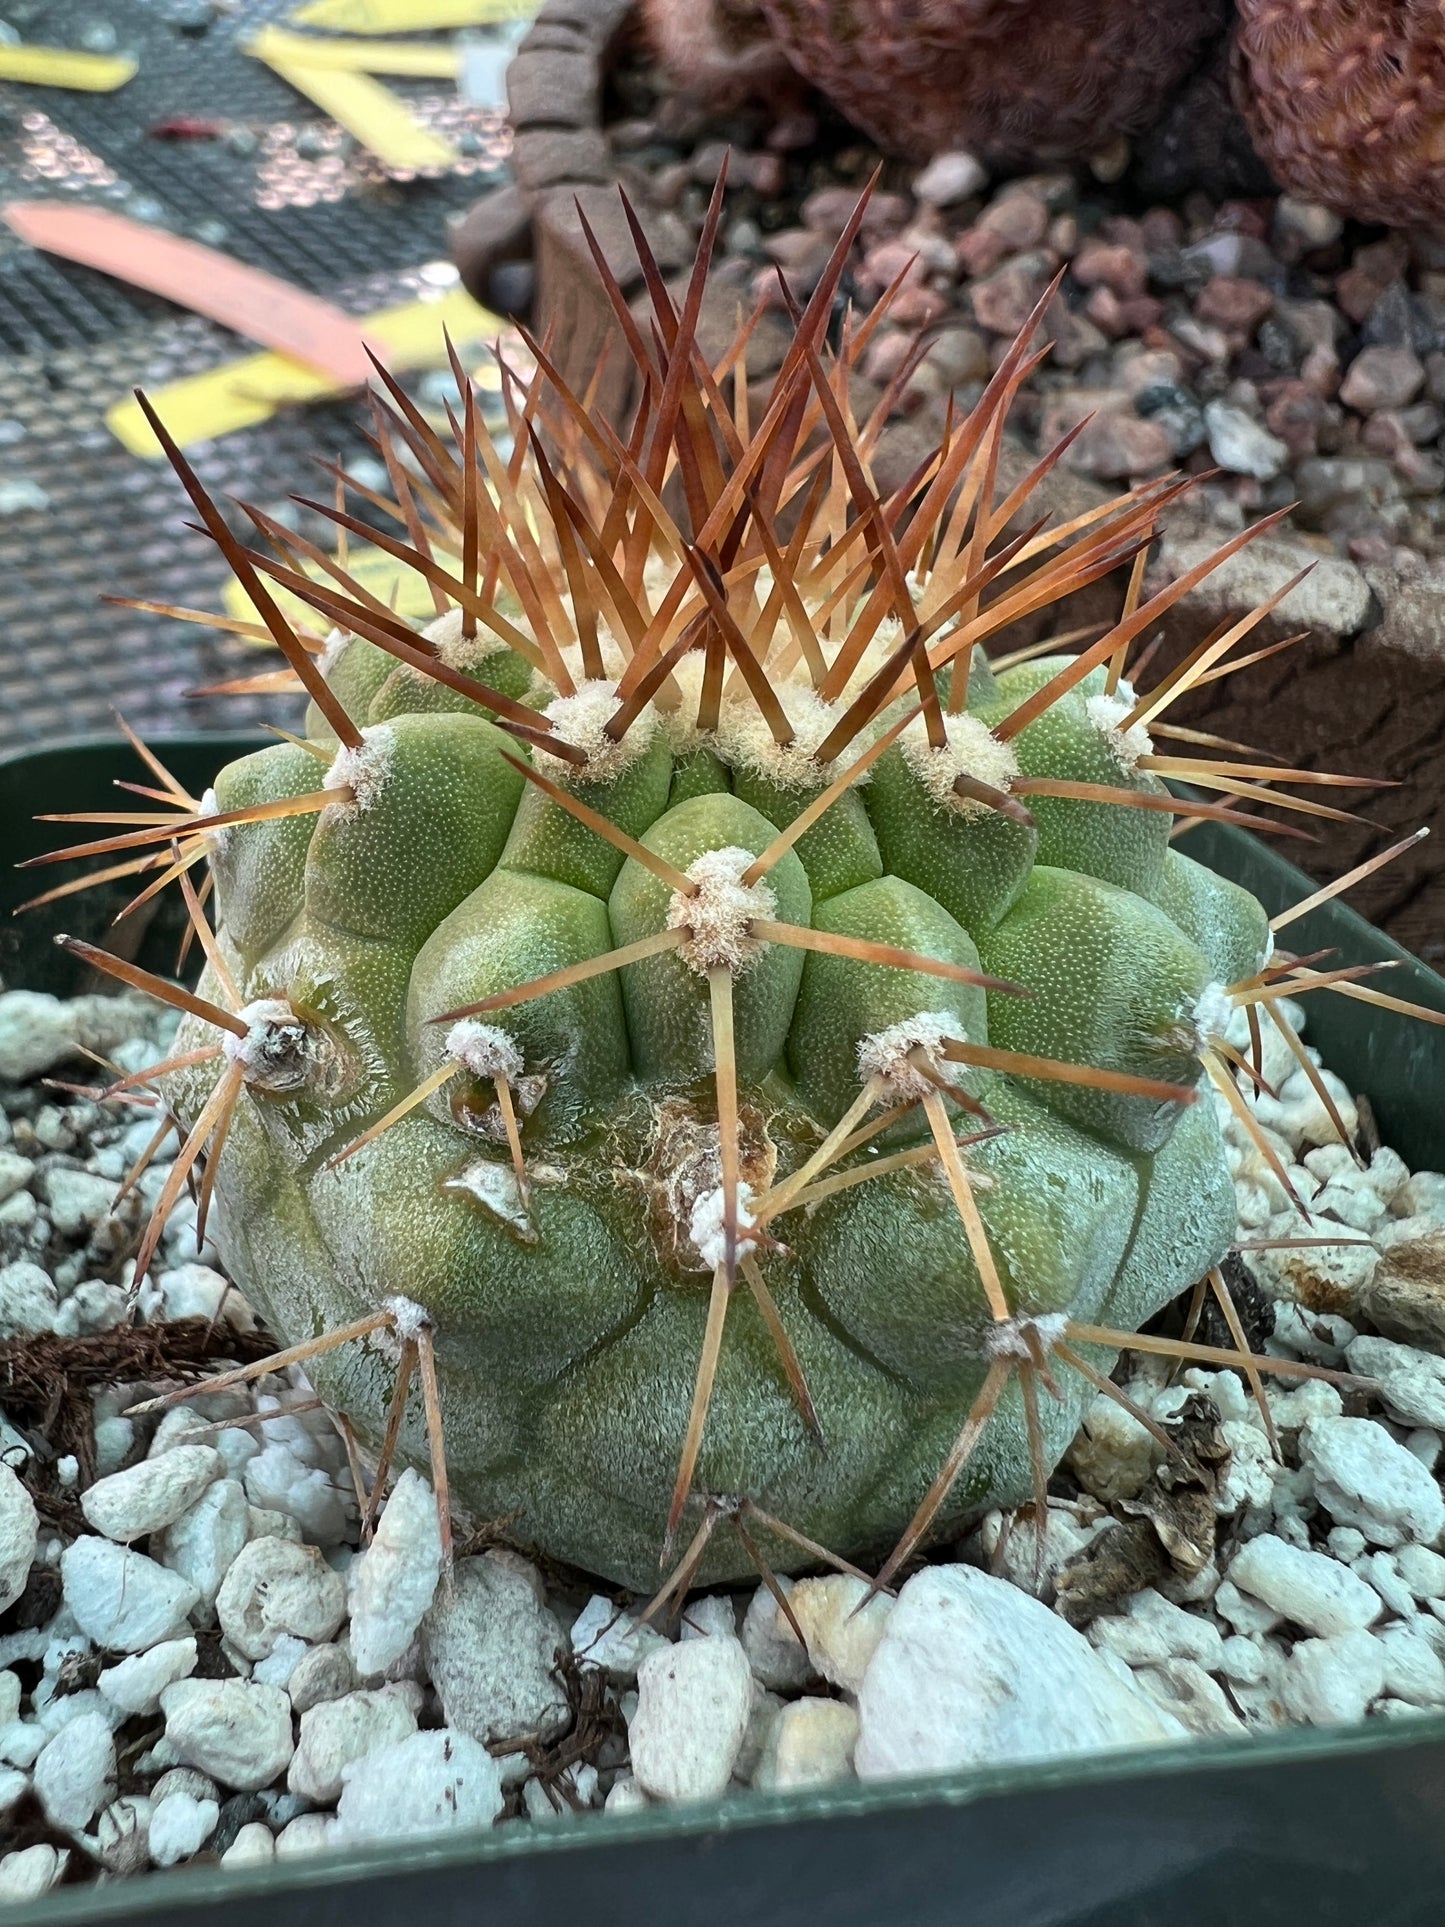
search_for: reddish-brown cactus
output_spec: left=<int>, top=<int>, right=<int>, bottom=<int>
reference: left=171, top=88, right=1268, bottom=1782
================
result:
left=1233, top=0, right=1445, bottom=229
left=707, top=0, right=1227, bottom=164
left=640, top=0, right=803, bottom=112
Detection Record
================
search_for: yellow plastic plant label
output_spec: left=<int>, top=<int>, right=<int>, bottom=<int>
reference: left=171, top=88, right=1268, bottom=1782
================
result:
left=0, top=45, right=137, bottom=90
left=106, top=286, right=502, bottom=454
left=291, top=0, right=535, bottom=29
left=246, top=26, right=460, bottom=76
left=251, top=53, right=459, bottom=170
left=223, top=541, right=442, bottom=637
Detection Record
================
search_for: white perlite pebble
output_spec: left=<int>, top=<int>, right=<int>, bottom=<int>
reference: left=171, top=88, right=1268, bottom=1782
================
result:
left=752, top=1697, right=858, bottom=1792
left=221, top=1822, right=275, bottom=1868
left=148, top=1791, right=218, bottom=1867
left=0, top=1463, right=37, bottom=1612
left=421, top=1555, right=569, bottom=1746
left=1280, top=1630, right=1386, bottom=1727
left=630, top=1635, right=754, bottom=1804
left=1300, top=1415, right=1445, bottom=1548
left=1088, top=1588, right=1225, bottom=1672
left=1130, top=1660, right=1245, bottom=1737
left=333, top=1729, right=503, bottom=1844
left=0, top=1673, right=19, bottom=1726
left=80, top=1445, right=223, bottom=1543
left=570, top=1595, right=668, bottom=1684
left=216, top=1538, right=347, bottom=1661
left=1347, top=1335, right=1445, bottom=1429
left=740, top=1579, right=814, bottom=1692
left=0, top=1261, right=56, bottom=1338
left=854, top=1567, right=1183, bottom=1779
left=679, top=1594, right=737, bottom=1641
left=347, top=1470, right=442, bottom=1677
left=288, top=1687, right=419, bottom=1803
left=159, top=1479, right=251, bottom=1608
left=97, top=1638, right=198, bottom=1718
left=276, top=1813, right=334, bottom=1858
left=1228, top=1535, right=1382, bottom=1636
left=786, top=1576, right=894, bottom=1694
left=61, top=1539, right=199, bottom=1653
left=0, top=1844, right=69, bottom=1903
left=1376, top=1625, right=1445, bottom=1708
left=243, top=1444, right=351, bottom=1547
left=160, top=1680, right=294, bottom=1792
left=33, top=1710, right=116, bottom=1830
left=288, top=1644, right=355, bottom=1714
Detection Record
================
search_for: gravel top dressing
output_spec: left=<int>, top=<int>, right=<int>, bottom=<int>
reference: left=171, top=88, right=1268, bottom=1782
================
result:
left=2, top=979, right=1444, bottom=1902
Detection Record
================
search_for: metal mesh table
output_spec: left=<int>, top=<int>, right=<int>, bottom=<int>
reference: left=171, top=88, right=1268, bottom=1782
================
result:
left=0, top=0, right=516, bottom=750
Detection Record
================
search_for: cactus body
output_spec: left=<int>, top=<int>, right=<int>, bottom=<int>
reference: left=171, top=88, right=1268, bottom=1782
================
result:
left=646, top=0, right=1225, bottom=164
left=163, top=627, right=1251, bottom=1589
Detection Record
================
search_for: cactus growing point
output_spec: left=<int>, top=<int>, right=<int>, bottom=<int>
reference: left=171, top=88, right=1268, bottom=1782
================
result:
left=30, top=180, right=1427, bottom=1596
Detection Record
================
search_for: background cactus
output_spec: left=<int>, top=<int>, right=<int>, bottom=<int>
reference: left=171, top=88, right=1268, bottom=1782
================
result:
left=1232, top=0, right=1445, bottom=229
left=35, top=190, right=1401, bottom=1596
left=643, top=0, right=1228, bottom=165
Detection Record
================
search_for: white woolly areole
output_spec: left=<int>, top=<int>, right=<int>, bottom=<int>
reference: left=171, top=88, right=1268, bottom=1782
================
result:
left=984, top=1312, right=1068, bottom=1361
left=714, top=686, right=862, bottom=792
left=1190, top=980, right=1235, bottom=1048
left=856, top=1010, right=968, bottom=1101
left=667, top=847, right=777, bottom=976
left=197, top=788, right=226, bottom=852
left=424, top=604, right=510, bottom=672
left=689, top=1182, right=759, bottom=1271
left=221, top=997, right=301, bottom=1067
left=900, top=711, right=1020, bottom=818
left=383, top=1294, right=431, bottom=1340
left=325, top=724, right=396, bottom=816
left=1085, top=690, right=1152, bottom=774
left=535, top=679, right=654, bottom=782
left=318, top=626, right=349, bottom=677
left=444, top=1019, right=523, bottom=1084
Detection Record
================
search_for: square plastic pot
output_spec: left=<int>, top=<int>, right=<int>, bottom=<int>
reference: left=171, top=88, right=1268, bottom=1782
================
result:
left=5, top=735, right=1445, bottom=1927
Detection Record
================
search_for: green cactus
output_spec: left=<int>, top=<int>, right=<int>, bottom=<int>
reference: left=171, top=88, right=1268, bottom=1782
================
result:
left=38, top=199, right=1391, bottom=1595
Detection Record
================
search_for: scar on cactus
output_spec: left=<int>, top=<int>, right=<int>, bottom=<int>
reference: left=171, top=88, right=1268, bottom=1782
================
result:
left=24, top=171, right=1444, bottom=1598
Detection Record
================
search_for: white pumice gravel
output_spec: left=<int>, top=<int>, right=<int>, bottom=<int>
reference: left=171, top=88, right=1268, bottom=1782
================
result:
left=61, top=1539, right=200, bottom=1652
left=854, top=1567, right=1183, bottom=1778
left=346, top=1468, right=442, bottom=1678
left=630, top=1635, right=755, bottom=1803
left=80, top=1444, right=223, bottom=1543
left=0, top=1462, right=37, bottom=1611
left=420, top=1554, right=570, bottom=1747
left=215, top=1538, right=348, bottom=1660
left=332, top=1729, right=503, bottom=1843
left=4, top=985, right=1445, bottom=1888
left=160, top=1679, right=295, bottom=1792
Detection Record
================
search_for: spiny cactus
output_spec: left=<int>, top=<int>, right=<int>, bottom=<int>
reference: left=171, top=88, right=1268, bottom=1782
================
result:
left=31, top=182, right=1429, bottom=1599
left=1233, top=0, right=1445, bottom=229
left=644, top=0, right=1227, bottom=165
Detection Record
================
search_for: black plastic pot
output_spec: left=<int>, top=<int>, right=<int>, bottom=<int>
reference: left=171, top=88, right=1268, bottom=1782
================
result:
left=5, top=735, right=1445, bottom=1927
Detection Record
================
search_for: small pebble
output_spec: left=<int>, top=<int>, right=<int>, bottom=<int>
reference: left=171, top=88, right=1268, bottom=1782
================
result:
left=148, top=1791, right=219, bottom=1867
left=1229, top=1536, right=1382, bottom=1637
left=160, top=1680, right=294, bottom=1792
left=347, top=1471, right=442, bottom=1678
left=333, top=1729, right=503, bottom=1843
left=34, top=1711, right=116, bottom=1830
left=81, top=1445, right=223, bottom=1543
left=630, top=1635, right=754, bottom=1804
